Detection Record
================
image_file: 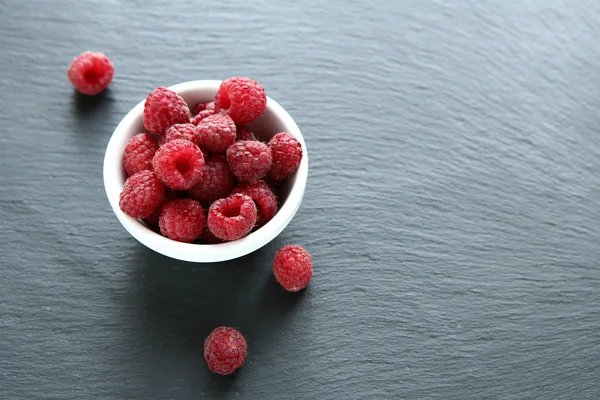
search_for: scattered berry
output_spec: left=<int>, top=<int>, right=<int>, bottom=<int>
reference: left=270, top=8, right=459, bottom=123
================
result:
left=273, top=245, right=312, bottom=292
left=232, top=181, right=277, bottom=226
left=214, top=77, right=267, bottom=125
left=123, top=133, right=159, bottom=176
left=119, top=170, right=166, bottom=219
left=143, top=87, right=191, bottom=135
left=196, top=114, right=236, bottom=153
left=67, top=51, right=114, bottom=95
left=267, top=132, right=302, bottom=180
left=236, top=125, right=257, bottom=142
left=164, top=123, right=200, bottom=146
left=226, top=140, right=272, bottom=183
left=204, top=326, right=247, bottom=375
left=207, top=194, right=257, bottom=241
left=191, top=101, right=217, bottom=125
left=153, top=139, right=205, bottom=190
left=159, top=198, right=206, bottom=243
left=188, top=156, right=236, bottom=204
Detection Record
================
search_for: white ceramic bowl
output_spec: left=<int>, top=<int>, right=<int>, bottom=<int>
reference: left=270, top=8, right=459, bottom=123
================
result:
left=103, top=80, right=308, bottom=263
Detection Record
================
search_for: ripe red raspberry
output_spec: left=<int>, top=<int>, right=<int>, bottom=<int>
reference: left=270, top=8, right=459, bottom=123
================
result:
left=191, top=101, right=217, bottom=125
left=273, top=245, right=313, bottom=292
left=164, top=123, right=200, bottom=146
left=119, top=170, right=166, bottom=219
left=207, top=194, right=257, bottom=241
left=196, top=114, right=236, bottom=153
left=143, top=87, right=191, bottom=135
left=267, top=132, right=303, bottom=180
left=153, top=139, right=205, bottom=190
left=236, top=125, right=257, bottom=142
left=226, top=141, right=272, bottom=184
left=123, top=133, right=159, bottom=176
left=67, top=51, right=114, bottom=95
left=144, top=198, right=166, bottom=225
left=214, top=77, right=267, bottom=125
left=158, top=198, right=206, bottom=243
left=204, top=326, right=247, bottom=375
left=188, top=156, right=235, bottom=204
left=232, top=181, right=277, bottom=226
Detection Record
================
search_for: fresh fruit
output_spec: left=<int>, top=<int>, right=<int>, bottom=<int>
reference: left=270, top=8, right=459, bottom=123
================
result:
left=153, top=139, right=205, bottom=190
left=123, top=133, right=159, bottom=176
left=67, top=51, right=114, bottom=95
left=214, top=77, right=266, bottom=125
left=119, top=170, right=166, bottom=219
left=273, top=245, right=312, bottom=292
left=196, top=113, right=236, bottom=153
left=267, top=132, right=302, bottom=180
left=164, top=123, right=200, bottom=146
left=159, top=198, right=206, bottom=243
left=226, top=140, right=272, bottom=183
left=143, top=87, right=191, bottom=135
left=204, top=326, right=247, bottom=375
left=207, top=193, right=257, bottom=241
left=232, top=181, right=277, bottom=226
left=188, top=156, right=236, bottom=204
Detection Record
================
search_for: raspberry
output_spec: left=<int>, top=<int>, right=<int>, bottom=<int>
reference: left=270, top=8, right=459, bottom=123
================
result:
left=273, top=245, right=313, bottom=292
left=123, top=133, right=159, bottom=176
left=204, top=326, right=247, bottom=375
left=267, top=132, right=303, bottom=180
left=119, top=170, right=166, bottom=219
left=196, top=114, right=236, bottom=153
left=236, top=125, right=257, bottom=142
left=144, top=198, right=166, bottom=225
left=188, top=156, right=235, bottom=204
left=232, top=181, right=277, bottom=226
left=153, top=139, right=205, bottom=190
left=199, top=227, right=223, bottom=244
left=159, top=198, right=206, bottom=243
left=164, top=123, right=200, bottom=146
left=143, top=87, right=191, bottom=135
left=191, top=102, right=217, bottom=125
left=207, top=194, right=257, bottom=241
left=214, top=77, right=267, bottom=125
left=67, top=51, right=114, bottom=95
left=226, top=141, right=272, bottom=184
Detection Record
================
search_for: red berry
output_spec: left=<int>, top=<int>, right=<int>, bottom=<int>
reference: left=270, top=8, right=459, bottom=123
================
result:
left=164, top=123, right=200, bottom=146
left=159, top=198, right=206, bottom=243
left=67, top=51, right=114, bottom=95
left=188, top=156, right=235, bottom=204
left=196, top=114, right=236, bottom=153
left=267, top=132, right=303, bottom=180
left=226, top=140, right=272, bottom=184
left=204, top=326, right=247, bottom=375
left=214, top=77, right=267, bottom=125
left=232, top=181, right=277, bottom=226
left=273, top=245, right=312, bottom=292
left=144, top=198, right=167, bottom=225
left=119, top=170, right=166, bottom=219
left=199, top=227, right=224, bottom=244
left=143, top=87, right=191, bottom=135
left=191, top=101, right=217, bottom=125
left=153, top=139, right=205, bottom=190
left=123, top=133, right=159, bottom=176
left=207, top=194, right=257, bottom=241
left=236, top=125, right=257, bottom=142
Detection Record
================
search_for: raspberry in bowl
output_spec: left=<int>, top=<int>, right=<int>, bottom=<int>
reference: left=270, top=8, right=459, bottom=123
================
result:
left=103, top=80, right=308, bottom=263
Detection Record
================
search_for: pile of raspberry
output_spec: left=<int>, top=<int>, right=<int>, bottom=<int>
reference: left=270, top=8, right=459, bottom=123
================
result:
left=118, top=77, right=303, bottom=243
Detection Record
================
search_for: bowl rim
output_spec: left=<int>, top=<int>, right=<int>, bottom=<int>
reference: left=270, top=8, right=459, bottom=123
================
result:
left=103, top=80, right=308, bottom=263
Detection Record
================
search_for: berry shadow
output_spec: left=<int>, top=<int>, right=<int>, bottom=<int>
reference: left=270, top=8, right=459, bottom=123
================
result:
left=71, top=88, right=114, bottom=116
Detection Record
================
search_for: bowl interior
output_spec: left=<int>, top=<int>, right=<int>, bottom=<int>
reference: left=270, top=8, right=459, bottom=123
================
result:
left=104, top=80, right=307, bottom=263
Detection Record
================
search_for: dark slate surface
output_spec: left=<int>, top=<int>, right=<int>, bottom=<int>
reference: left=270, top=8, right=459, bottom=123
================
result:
left=1, top=0, right=600, bottom=398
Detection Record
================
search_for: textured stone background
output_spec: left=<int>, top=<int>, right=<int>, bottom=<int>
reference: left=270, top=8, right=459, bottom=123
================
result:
left=1, top=0, right=599, bottom=398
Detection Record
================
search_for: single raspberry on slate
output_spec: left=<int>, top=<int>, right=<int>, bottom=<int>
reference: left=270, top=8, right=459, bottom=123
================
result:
left=207, top=194, right=257, bottom=241
left=267, top=132, right=303, bottom=180
left=159, top=198, right=206, bottom=243
left=273, top=245, right=313, bottom=292
left=188, top=156, right=235, bottom=204
left=236, top=125, right=257, bottom=142
left=123, top=133, right=159, bottom=176
left=204, top=326, right=247, bottom=375
left=67, top=51, right=114, bottom=95
left=196, top=114, right=236, bottom=153
left=191, top=101, right=217, bottom=125
left=232, top=181, right=277, bottom=226
left=164, top=123, right=200, bottom=146
left=143, top=87, right=191, bottom=135
left=153, top=139, right=205, bottom=190
left=226, top=140, right=272, bottom=183
left=214, top=77, right=267, bottom=125
left=119, top=170, right=166, bottom=219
